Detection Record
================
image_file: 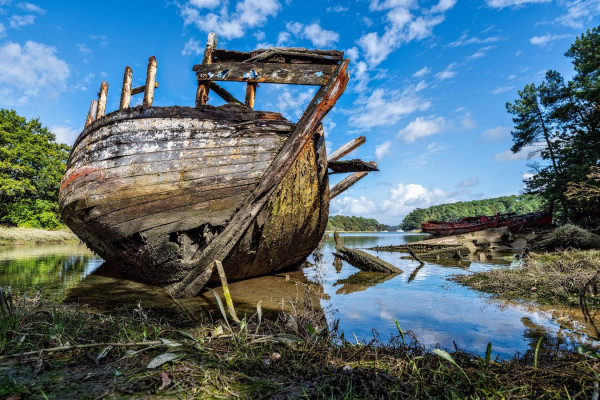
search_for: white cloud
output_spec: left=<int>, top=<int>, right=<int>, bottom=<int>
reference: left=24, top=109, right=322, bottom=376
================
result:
left=482, top=126, right=510, bottom=141
left=494, top=142, right=543, bottom=161
left=396, top=116, right=446, bottom=143
left=380, top=183, right=453, bottom=218
left=0, top=24, right=5, bottom=38
left=435, top=62, right=459, bottom=80
left=282, top=21, right=339, bottom=47
left=182, top=37, right=202, bottom=56
left=349, top=87, right=430, bottom=129
left=253, top=30, right=265, bottom=41
left=491, top=85, right=514, bottom=94
left=51, top=125, right=79, bottom=145
left=330, top=195, right=377, bottom=216
left=346, top=46, right=359, bottom=62
left=460, top=112, right=476, bottom=129
left=326, top=5, right=348, bottom=12
left=9, top=14, right=35, bottom=28
left=375, top=141, right=392, bottom=160
left=430, top=0, right=457, bottom=13
left=18, top=2, right=44, bottom=13
left=179, top=0, right=281, bottom=40
left=458, top=176, right=480, bottom=188
left=276, top=87, right=316, bottom=120
left=486, top=0, right=550, bottom=8
left=77, top=43, right=91, bottom=54
left=523, top=172, right=535, bottom=180
left=448, top=33, right=502, bottom=47
left=413, top=66, right=430, bottom=77
left=530, top=33, right=571, bottom=47
left=0, top=41, right=70, bottom=106
left=554, top=0, right=600, bottom=29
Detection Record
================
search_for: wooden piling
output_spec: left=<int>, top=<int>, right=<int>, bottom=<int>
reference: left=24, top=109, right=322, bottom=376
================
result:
left=96, top=81, right=108, bottom=119
left=245, top=82, right=257, bottom=109
left=196, top=32, right=218, bottom=107
left=143, top=56, right=157, bottom=107
left=120, top=66, right=132, bottom=109
left=85, top=99, right=98, bottom=128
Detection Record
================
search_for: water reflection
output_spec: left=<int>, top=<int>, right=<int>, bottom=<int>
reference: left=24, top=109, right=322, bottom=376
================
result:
left=1, top=233, right=598, bottom=358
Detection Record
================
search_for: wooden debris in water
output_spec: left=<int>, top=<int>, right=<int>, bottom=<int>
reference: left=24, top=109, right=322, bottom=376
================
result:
left=333, top=232, right=402, bottom=274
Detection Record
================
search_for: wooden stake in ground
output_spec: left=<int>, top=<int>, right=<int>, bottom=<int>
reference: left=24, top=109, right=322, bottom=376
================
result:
left=213, top=260, right=240, bottom=323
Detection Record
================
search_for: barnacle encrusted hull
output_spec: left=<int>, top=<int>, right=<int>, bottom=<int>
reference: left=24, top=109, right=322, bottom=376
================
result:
left=59, top=104, right=329, bottom=287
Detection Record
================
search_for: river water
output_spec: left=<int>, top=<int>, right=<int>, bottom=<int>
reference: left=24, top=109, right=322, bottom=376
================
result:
left=0, top=232, right=597, bottom=359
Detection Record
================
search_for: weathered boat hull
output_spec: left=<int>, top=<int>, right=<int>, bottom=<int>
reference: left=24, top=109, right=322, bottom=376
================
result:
left=59, top=104, right=329, bottom=286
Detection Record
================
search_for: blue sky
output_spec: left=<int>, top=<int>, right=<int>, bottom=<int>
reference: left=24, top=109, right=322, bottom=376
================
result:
left=0, top=0, right=598, bottom=224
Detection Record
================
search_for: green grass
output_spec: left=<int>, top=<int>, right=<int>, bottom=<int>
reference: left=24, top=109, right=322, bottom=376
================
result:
left=0, top=288, right=598, bottom=399
left=0, top=226, right=79, bottom=245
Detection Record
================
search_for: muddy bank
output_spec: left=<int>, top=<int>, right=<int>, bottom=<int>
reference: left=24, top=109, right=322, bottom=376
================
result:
left=0, top=227, right=79, bottom=246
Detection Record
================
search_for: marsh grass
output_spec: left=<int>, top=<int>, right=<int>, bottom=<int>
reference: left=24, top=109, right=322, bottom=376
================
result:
left=0, top=226, right=78, bottom=246
left=0, top=287, right=599, bottom=399
left=454, top=250, right=600, bottom=308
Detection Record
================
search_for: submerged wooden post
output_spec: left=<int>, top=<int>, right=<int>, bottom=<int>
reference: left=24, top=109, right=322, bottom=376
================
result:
left=85, top=99, right=98, bottom=128
left=245, top=82, right=257, bottom=109
left=143, top=56, right=157, bottom=107
left=120, top=66, right=132, bottom=109
left=196, top=32, right=218, bottom=107
left=96, top=81, right=108, bottom=119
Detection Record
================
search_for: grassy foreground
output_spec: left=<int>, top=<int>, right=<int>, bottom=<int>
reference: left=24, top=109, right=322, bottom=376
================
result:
left=1, top=290, right=599, bottom=399
left=0, top=226, right=79, bottom=246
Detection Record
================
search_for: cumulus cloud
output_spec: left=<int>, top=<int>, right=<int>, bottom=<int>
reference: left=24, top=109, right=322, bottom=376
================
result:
left=554, top=0, right=600, bottom=29
left=530, top=33, right=571, bottom=47
left=275, top=86, right=316, bottom=120
left=357, top=1, right=454, bottom=67
left=375, top=141, right=392, bottom=160
left=486, top=0, right=550, bottom=8
left=482, top=126, right=510, bottom=141
left=51, top=125, right=79, bottom=145
left=330, top=195, right=377, bottom=216
left=9, top=14, right=35, bottom=28
left=179, top=0, right=281, bottom=40
left=182, top=37, right=202, bottom=56
left=380, top=183, right=453, bottom=218
left=279, top=21, right=339, bottom=47
left=396, top=116, right=447, bottom=142
left=494, top=142, right=543, bottom=161
left=435, top=62, right=459, bottom=80
left=0, top=41, right=70, bottom=106
left=348, top=86, right=430, bottom=129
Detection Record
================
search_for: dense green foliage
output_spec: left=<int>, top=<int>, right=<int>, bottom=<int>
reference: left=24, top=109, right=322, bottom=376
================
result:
left=0, top=109, right=70, bottom=228
left=327, top=215, right=386, bottom=231
left=400, top=195, right=545, bottom=230
left=506, top=26, right=600, bottom=223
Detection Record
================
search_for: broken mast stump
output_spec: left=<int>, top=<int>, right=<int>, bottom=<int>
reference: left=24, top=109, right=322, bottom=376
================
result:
left=143, top=56, right=157, bottom=107
left=96, top=81, right=108, bottom=118
left=196, top=32, right=217, bottom=107
left=85, top=99, right=98, bottom=128
left=120, top=66, right=133, bottom=109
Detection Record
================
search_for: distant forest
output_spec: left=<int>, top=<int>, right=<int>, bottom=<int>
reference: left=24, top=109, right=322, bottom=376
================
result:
left=326, top=215, right=388, bottom=232
left=400, top=195, right=546, bottom=231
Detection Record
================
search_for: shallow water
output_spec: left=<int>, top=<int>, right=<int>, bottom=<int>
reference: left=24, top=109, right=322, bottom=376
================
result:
left=0, top=233, right=597, bottom=358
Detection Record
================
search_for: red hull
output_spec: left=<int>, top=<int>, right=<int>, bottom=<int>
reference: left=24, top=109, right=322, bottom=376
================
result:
left=421, top=205, right=553, bottom=236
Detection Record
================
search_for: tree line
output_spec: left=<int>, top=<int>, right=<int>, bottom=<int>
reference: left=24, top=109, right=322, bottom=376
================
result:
left=400, top=195, right=545, bottom=231
left=327, top=215, right=387, bottom=232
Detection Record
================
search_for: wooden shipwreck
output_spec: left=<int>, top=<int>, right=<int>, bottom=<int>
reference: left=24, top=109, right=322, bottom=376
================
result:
left=59, top=33, right=378, bottom=298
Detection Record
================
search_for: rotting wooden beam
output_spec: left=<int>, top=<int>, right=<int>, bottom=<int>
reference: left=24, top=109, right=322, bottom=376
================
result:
left=333, top=232, right=402, bottom=273
left=196, top=32, right=218, bottom=107
left=327, top=136, right=366, bottom=162
left=328, top=159, right=378, bottom=174
left=209, top=82, right=243, bottom=105
left=130, top=81, right=158, bottom=96
left=329, top=171, right=369, bottom=199
left=96, top=81, right=108, bottom=119
left=143, top=56, right=157, bottom=107
left=85, top=99, right=97, bottom=128
left=245, top=82, right=257, bottom=109
left=120, top=66, right=132, bottom=109
left=167, top=58, right=350, bottom=298
left=213, top=48, right=344, bottom=63
left=193, top=62, right=336, bottom=86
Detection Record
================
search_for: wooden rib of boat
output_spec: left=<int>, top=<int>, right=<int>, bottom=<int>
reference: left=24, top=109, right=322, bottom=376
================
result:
left=420, top=205, right=553, bottom=236
left=59, top=33, right=378, bottom=297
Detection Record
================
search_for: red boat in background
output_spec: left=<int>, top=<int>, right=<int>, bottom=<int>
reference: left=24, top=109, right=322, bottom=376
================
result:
left=421, top=205, right=553, bottom=236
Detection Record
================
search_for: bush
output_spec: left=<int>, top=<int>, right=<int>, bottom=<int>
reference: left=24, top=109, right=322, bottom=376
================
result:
left=535, top=224, right=600, bottom=250
left=0, top=200, right=64, bottom=229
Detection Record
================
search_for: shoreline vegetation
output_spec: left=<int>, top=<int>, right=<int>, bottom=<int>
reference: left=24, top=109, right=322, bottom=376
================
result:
left=1, top=289, right=598, bottom=399
left=0, top=226, right=79, bottom=246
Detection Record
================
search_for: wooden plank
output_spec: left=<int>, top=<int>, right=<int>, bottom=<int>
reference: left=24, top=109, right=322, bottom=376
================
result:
left=209, top=82, right=243, bottom=105
left=193, top=62, right=337, bottom=86
left=330, top=171, right=369, bottom=199
left=328, top=159, right=378, bottom=174
left=120, top=66, right=132, bottom=109
left=143, top=56, right=157, bottom=107
left=85, top=100, right=97, bottom=128
left=213, top=48, right=344, bottom=63
left=327, top=136, right=366, bottom=162
left=130, top=81, right=158, bottom=96
left=196, top=33, right=217, bottom=106
left=96, top=81, right=108, bottom=118
left=245, top=82, right=257, bottom=109
left=168, top=58, right=349, bottom=298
